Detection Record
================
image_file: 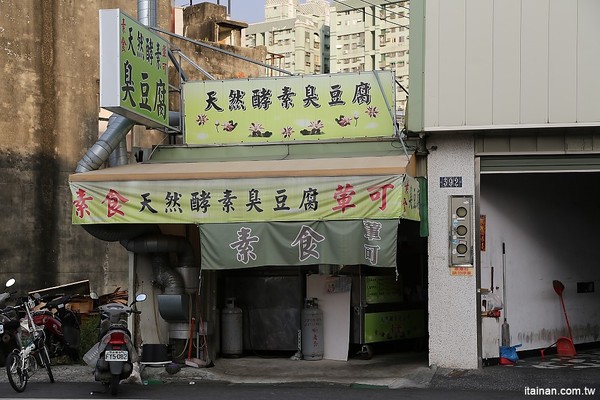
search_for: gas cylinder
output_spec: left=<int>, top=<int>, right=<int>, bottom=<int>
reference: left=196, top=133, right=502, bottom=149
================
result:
left=301, top=298, right=324, bottom=361
left=221, top=297, right=243, bottom=357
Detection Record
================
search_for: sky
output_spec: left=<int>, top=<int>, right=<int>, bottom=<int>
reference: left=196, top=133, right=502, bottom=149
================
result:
left=174, top=0, right=333, bottom=25
left=174, top=0, right=267, bottom=24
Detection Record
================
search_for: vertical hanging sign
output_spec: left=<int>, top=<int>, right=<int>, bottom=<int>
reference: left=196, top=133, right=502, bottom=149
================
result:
left=99, top=9, right=170, bottom=128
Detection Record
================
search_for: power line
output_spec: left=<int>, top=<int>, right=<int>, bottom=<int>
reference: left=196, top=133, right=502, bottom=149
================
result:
left=357, top=0, right=410, bottom=20
left=332, top=0, right=410, bottom=30
left=383, top=0, right=410, bottom=12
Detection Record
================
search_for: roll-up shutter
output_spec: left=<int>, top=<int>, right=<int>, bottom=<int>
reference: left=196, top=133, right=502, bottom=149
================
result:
left=480, top=155, right=600, bottom=174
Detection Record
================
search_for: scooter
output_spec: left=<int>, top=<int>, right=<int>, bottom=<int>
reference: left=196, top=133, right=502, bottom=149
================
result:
left=31, top=294, right=81, bottom=361
left=84, top=293, right=146, bottom=396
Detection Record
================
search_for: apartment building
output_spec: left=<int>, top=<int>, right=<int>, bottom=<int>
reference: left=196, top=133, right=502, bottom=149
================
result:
left=243, top=0, right=409, bottom=116
left=330, top=0, right=409, bottom=114
left=244, top=0, right=330, bottom=75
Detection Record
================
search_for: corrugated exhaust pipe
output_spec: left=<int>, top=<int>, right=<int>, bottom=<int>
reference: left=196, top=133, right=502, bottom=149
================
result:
left=76, top=114, right=134, bottom=173
left=75, top=0, right=194, bottom=324
left=120, top=233, right=196, bottom=294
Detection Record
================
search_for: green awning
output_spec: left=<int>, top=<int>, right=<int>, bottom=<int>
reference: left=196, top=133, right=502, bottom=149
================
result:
left=199, top=219, right=399, bottom=270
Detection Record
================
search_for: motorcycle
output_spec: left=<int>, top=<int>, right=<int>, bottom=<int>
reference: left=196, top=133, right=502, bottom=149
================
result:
left=4, top=287, right=54, bottom=392
left=31, top=294, right=81, bottom=361
left=84, top=293, right=146, bottom=396
left=0, top=278, right=20, bottom=367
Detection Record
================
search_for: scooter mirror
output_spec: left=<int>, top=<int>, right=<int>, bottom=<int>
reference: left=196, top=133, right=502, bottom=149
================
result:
left=135, top=293, right=147, bottom=303
left=5, top=278, right=15, bottom=288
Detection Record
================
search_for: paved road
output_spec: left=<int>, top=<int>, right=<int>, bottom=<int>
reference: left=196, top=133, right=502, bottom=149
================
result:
left=0, top=381, right=529, bottom=400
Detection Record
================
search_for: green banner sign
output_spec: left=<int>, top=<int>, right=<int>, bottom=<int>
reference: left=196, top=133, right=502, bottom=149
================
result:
left=99, top=9, right=169, bottom=128
left=183, top=71, right=396, bottom=144
left=364, top=310, right=426, bottom=343
left=364, top=276, right=403, bottom=304
left=199, top=220, right=399, bottom=269
left=70, top=174, right=420, bottom=224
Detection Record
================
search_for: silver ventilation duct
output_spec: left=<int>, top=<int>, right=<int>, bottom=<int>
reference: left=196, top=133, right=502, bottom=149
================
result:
left=138, top=0, right=157, bottom=27
left=76, top=0, right=196, bottom=312
left=76, top=114, right=134, bottom=172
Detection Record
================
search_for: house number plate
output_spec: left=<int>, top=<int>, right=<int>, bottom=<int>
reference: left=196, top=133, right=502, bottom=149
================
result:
left=440, top=176, right=462, bottom=188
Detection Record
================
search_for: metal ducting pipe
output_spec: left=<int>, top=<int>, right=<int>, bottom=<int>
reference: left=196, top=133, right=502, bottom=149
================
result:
left=120, top=233, right=197, bottom=294
left=149, top=253, right=184, bottom=295
left=76, top=114, right=135, bottom=173
left=138, top=0, right=157, bottom=27
left=75, top=0, right=194, bottom=325
left=108, top=138, right=129, bottom=167
left=81, top=224, right=160, bottom=242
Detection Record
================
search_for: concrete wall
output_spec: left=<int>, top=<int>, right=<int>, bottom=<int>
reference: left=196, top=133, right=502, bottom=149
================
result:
left=0, top=0, right=170, bottom=295
left=427, top=133, right=478, bottom=369
left=0, top=0, right=268, bottom=296
left=480, top=173, right=600, bottom=352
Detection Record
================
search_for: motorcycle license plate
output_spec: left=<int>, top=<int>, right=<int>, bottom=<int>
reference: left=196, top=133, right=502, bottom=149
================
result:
left=105, top=350, right=128, bottom=362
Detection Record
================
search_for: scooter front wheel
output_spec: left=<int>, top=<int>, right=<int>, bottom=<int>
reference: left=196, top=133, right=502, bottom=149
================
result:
left=6, top=351, right=27, bottom=392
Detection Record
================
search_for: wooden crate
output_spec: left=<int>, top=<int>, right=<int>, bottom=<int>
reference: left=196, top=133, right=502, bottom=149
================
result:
left=67, top=298, right=94, bottom=314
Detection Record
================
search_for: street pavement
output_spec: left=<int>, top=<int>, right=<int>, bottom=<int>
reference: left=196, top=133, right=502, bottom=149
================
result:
left=2, top=347, right=598, bottom=396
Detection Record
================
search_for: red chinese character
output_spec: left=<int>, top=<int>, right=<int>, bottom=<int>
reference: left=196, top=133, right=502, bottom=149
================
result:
left=73, top=188, right=93, bottom=219
left=102, top=189, right=128, bottom=218
left=367, top=183, right=394, bottom=211
left=332, top=184, right=356, bottom=213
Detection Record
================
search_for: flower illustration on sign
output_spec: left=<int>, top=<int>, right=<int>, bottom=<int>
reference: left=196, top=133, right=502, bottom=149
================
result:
left=281, top=126, right=294, bottom=138
left=249, top=122, right=264, bottom=137
left=301, top=120, right=324, bottom=136
left=366, top=106, right=379, bottom=118
left=214, top=121, right=220, bottom=132
left=222, top=120, right=238, bottom=132
left=334, top=115, right=352, bottom=127
left=249, top=122, right=272, bottom=137
left=354, top=111, right=360, bottom=126
left=196, top=114, right=208, bottom=126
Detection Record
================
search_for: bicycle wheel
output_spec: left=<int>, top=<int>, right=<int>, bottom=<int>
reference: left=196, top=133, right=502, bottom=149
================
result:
left=40, top=343, right=54, bottom=383
left=6, top=351, right=27, bottom=392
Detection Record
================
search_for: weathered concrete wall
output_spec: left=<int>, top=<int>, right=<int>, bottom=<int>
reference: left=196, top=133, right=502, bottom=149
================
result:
left=169, top=3, right=267, bottom=111
left=0, top=0, right=172, bottom=294
left=0, top=0, right=269, bottom=295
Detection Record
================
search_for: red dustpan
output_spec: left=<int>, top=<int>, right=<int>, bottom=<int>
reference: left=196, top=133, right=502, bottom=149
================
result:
left=553, top=280, right=576, bottom=356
